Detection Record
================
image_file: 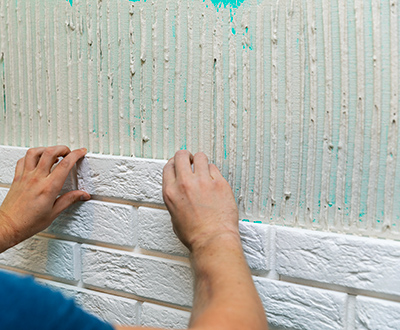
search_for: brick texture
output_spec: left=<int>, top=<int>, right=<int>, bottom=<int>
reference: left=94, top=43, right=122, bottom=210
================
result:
left=355, top=296, right=400, bottom=330
left=77, top=155, right=166, bottom=204
left=81, top=245, right=193, bottom=307
left=141, top=303, right=191, bottom=329
left=47, top=200, right=137, bottom=247
left=0, top=236, right=78, bottom=281
left=254, top=277, right=347, bottom=330
left=276, top=227, right=400, bottom=296
left=1, top=145, right=399, bottom=329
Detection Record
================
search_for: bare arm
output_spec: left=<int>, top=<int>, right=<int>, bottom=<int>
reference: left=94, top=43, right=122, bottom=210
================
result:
left=0, top=147, right=267, bottom=330
left=118, top=150, right=267, bottom=330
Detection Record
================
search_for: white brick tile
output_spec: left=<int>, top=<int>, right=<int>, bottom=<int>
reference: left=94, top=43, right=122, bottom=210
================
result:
left=81, top=245, right=193, bottom=307
left=138, top=207, right=189, bottom=257
left=355, top=296, right=400, bottom=330
left=239, top=221, right=270, bottom=271
left=0, top=187, right=9, bottom=204
left=46, top=200, right=137, bottom=247
left=0, top=146, right=76, bottom=192
left=138, top=208, right=270, bottom=271
left=75, top=290, right=139, bottom=326
left=276, top=227, right=400, bottom=296
left=77, top=155, right=166, bottom=204
left=254, top=277, right=347, bottom=330
left=0, top=236, right=78, bottom=281
left=140, top=302, right=191, bottom=329
left=39, top=280, right=139, bottom=326
left=0, top=146, right=27, bottom=184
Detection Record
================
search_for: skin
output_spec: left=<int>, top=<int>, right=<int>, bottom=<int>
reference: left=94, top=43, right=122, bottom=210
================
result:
left=0, top=147, right=268, bottom=330
left=0, top=146, right=90, bottom=253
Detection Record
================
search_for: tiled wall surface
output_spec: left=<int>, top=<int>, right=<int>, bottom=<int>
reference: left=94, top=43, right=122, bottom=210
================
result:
left=0, top=146, right=399, bottom=329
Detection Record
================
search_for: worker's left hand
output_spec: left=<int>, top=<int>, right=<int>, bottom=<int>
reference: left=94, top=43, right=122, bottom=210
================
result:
left=0, top=146, right=90, bottom=252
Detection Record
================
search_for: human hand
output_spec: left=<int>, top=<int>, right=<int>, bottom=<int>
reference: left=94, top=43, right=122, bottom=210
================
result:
left=0, top=146, right=90, bottom=252
left=162, top=150, right=239, bottom=252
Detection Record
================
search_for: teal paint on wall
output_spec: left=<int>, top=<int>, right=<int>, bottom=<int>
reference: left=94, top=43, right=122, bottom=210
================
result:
left=2, top=0, right=400, bottom=238
left=209, top=0, right=245, bottom=8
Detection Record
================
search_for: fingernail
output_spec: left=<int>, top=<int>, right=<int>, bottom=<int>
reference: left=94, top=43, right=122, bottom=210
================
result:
left=81, top=147, right=87, bottom=154
left=80, top=194, right=90, bottom=201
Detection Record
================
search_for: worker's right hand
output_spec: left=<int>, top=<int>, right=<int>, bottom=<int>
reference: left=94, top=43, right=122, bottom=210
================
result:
left=162, top=150, right=239, bottom=252
left=0, top=146, right=90, bottom=252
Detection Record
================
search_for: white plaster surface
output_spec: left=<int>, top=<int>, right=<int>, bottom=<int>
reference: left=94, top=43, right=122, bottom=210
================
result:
left=1, top=0, right=399, bottom=237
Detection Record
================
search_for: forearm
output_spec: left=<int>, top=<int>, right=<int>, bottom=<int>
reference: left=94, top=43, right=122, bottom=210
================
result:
left=0, top=210, right=19, bottom=253
left=189, top=233, right=268, bottom=330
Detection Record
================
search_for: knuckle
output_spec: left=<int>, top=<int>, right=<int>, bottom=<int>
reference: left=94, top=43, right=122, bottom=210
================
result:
left=177, top=181, right=189, bottom=192
left=163, top=186, right=175, bottom=200
left=195, top=152, right=207, bottom=160
left=175, top=150, right=190, bottom=157
left=42, top=183, right=54, bottom=195
left=58, top=158, right=71, bottom=169
left=26, top=148, right=37, bottom=157
left=43, top=147, right=56, bottom=157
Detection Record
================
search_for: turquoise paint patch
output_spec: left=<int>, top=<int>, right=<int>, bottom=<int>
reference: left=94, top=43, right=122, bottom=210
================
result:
left=208, top=0, right=245, bottom=8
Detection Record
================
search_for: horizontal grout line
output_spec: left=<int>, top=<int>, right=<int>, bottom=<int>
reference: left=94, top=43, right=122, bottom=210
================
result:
left=0, top=183, right=167, bottom=210
left=0, top=265, right=79, bottom=286
left=82, top=283, right=192, bottom=312
left=278, top=275, right=400, bottom=304
left=37, top=232, right=191, bottom=263
left=2, top=267, right=192, bottom=313
left=88, top=195, right=167, bottom=210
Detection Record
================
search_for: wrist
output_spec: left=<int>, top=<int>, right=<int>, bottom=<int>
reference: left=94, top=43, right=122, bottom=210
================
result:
left=190, top=231, right=242, bottom=259
left=0, top=209, right=20, bottom=252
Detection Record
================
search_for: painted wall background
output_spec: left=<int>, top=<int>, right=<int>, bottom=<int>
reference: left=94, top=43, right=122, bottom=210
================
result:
left=0, top=0, right=399, bottom=239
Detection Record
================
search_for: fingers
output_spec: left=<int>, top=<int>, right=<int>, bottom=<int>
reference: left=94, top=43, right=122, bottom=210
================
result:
left=50, top=148, right=87, bottom=191
left=163, top=157, right=176, bottom=188
left=24, top=147, right=46, bottom=171
left=174, top=150, right=194, bottom=180
left=13, top=157, right=25, bottom=181
left=36, top=145, right=71, bottom=175
left=52, top=190, right=91, bottom=218
left=193, top=152, right=210, bottom=177
left=209, top=163, right=223, bottom=180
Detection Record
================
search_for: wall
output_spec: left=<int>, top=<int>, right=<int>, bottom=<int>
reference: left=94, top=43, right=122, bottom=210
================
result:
left=1, top=0, right=400, bottom=238
left=0, top=145, right=399, bottom=330
left=1, top=0, right=400, bottom=328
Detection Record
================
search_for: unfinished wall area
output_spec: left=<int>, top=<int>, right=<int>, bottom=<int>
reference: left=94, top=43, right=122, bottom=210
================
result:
left=0, top=145, right=399, bottom=330
left=1, top=0, right=400, bottom=238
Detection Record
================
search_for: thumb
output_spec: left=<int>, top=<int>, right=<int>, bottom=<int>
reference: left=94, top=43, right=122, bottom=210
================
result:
left=52, top=190, right=91, bottom=218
